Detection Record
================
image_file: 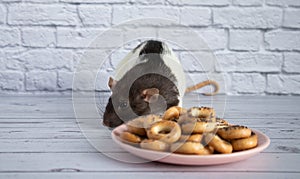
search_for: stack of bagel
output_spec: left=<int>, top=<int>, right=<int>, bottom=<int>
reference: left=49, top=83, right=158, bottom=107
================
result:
left=119, top=106, right=258, bottom=155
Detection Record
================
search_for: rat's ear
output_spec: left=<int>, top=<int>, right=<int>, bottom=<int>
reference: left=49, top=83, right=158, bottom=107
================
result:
left=108, top=77, right=117, bottom=90
left=142, top=88, right=159, bottom=103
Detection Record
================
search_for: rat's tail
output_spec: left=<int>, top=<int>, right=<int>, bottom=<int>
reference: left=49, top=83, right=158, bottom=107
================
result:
left=185, top=80, right=219, bottom=96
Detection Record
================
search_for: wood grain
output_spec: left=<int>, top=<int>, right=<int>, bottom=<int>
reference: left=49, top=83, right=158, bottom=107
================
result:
left=0, top=95, right=299, bottom=178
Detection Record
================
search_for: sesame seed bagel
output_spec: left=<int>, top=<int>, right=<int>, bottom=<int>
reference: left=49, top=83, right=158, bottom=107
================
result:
left=181, top=121, right=216, bottom=134
left=217, top=125, right=252, bottom=140
left=188, top=106, right=216, bottom=119
left=231, top=132, right=258, bottom=151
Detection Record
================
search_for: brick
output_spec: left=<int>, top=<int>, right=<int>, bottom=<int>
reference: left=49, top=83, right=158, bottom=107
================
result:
left=196, top=29, right=226, bottom=50
left=0, top=51, right=5, bottom=71
left=58, top=71, right=73, bottom=90
left=232, top=73, right=265, bottom=93
left=215, top=52, right=282, bottom=72
left=229, top=30, right=261, bottom=51
left=57, top=28, right=100, bottom=48
left=57, top=28, right=123, bottom=48
left=167, top=0, right=230, bottom=6
left=123, top=27, right=156, bottom=49
left=158, top=29, right=212, bottom=51
left=21, top=28, right=55, bottom=47
left=232, top=0, right=263, bottom=6
left=0, top=4, right=5, bottom=24
left=131, top=0, right=164, bottom=5
left=283, top=53, right=300, bottom=73
left=283, top=9, right=300, bottom=28
left=73, top=49, right=112, bottom=71
left=26, top=71, right=57, bottom=91
left=0, top=71, right=24, bottom=91
left=112, top=6, right=180, bottom=25
left=73, top=68, right=112, bottom=91
left=180, top=52, right=216, bottom=72
left=1, top=48, right=26, bottom=70
left=8, top=4, right=78, bottom=26
left=5, top=58, right=24, bottom=71
left=0, top=48, right=27, bottom=71
left=60, top=0, right=128, bottom=3
left=22, top=0, right=59, bottom=3
left=1, top=0, right=22, bottom=2
left=266, top=0, right=300, bottom=7
left=20, top=49, right=73, bottom=71
left=72, top=70, right=96, bottom=91
left=78, top=5, right=111, bottom=26
left=180, top=7, right=211, bottom=26
left=213, top=8, right=282, bottom=28
left=267, top=75, right=300, bottom=94
left=0, top=28, right=20, bottom=47
left=265, top=30, right=300, bottom=51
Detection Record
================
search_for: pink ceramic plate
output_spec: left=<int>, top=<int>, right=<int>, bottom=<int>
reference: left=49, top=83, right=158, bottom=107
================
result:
left=112, top=124, right=270, bottom=165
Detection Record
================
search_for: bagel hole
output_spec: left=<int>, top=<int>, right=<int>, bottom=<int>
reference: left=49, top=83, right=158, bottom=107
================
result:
left=159, top=128, right=171, bottom=134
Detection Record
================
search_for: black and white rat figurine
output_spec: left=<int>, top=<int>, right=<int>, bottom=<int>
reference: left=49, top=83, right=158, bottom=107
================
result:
left=103, top=40, right=219, bottom=128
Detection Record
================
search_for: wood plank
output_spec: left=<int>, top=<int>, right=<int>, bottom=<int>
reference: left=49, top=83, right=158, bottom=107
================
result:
left=0, top=126, right=298, bottom=139
left=0, top=138, right=299, bottom=154
left=0, top=95, right=299, bottom=178
left=0, top=95, right=299, bottom=118
left=0, top=128, right=87, bottom=139
left=0, top=172, right=299, bottom=179
left=0, top=139, right=115, bottom=153
left=0, top=153, right=299, bottom=172
left=0, top=117, right=298, bottom=128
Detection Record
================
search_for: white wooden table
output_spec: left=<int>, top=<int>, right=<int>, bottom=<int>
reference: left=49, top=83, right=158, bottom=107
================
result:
left=0, top=94, right=299, bottom=178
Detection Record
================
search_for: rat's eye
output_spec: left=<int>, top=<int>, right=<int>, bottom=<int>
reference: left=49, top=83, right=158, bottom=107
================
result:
left=119, top=101, right=128, bottom=108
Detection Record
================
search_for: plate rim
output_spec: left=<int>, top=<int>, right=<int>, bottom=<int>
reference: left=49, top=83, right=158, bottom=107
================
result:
left=111, top=124, right=270, bottom=165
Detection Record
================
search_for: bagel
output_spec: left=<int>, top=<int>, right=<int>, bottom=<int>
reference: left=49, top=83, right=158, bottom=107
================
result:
left=147, top=120, right=181, bottom=143
left=170, top=142, right=214, bottom=155
left=142, top=114, right=162, bottom=129
left=118, top=106, right=259, bottom=155
left=162, top=106, right=187, bottom=121
left=127, top=115, right=162, bottom=136
left=179, top=134, right=203, bottom=143
left=217, top=125, right=252, bottom=140
left=140, top=139, right=170, bottom=152
left=188, top=106, right=215, bottom=119
left=231, top=132, right=258, bottom=151
left=120, top=131, right=142, bottom=144
left=205, top=133, right=233, bottom=154
left=216, top=117, right=229, bottom=126
left=126, top=117, right=146, bottom=136
left=181, top=121, right=216, bottom=134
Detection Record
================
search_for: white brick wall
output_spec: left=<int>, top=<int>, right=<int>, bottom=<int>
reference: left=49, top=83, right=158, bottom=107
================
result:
left=8, top=4, right=78, bottom=26
left=265, top=30, right=300, bottom=51
left=26, top=71, right=57, bottom=91
left=229, top=30, right=261, bottom=51
left=21, top=27, right=56, bottom=47
left=0, top=0, right=299, bottom=95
